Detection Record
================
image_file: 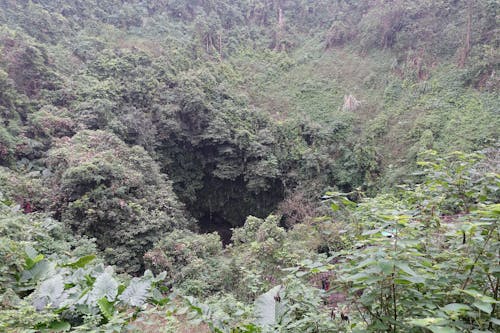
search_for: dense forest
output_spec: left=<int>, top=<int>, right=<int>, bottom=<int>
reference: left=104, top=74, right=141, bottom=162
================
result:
left=0, top=1, right=498, bottom=332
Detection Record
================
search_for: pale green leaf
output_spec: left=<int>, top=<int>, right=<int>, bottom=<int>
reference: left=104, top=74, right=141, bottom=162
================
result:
left=88, top=272, right=118, bottom=302
left=97, top=297, right=115, bottom=320
left=396, top=262, right=418, bottom=276
left=473, top=300, right=492, bottom=314
left=254, top=285, right=282, bottom=326
left=428, top=326, right=459, bottom=333
left=442, top=303, right=471, bottom=312
left=118, top=279, right=150, bottom=307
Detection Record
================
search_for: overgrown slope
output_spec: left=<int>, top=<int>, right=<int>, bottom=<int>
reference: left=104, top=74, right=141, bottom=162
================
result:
left=0, top=1, right=498, bottom=331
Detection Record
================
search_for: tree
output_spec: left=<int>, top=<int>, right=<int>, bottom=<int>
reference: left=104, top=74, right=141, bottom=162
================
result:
left=46, top=130, right=192, bottom=273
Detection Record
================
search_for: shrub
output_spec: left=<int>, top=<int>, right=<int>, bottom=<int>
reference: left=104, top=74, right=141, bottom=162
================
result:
left=145, top=230, right=231, bottom=296
left=46, top=130, right=192, bottom=273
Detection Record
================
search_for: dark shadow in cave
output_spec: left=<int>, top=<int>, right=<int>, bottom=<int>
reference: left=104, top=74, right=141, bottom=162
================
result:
left=183, top=174, right=285, bottom=246
left=158, top=140, right=286, bottom=246
left=199, top=213, right=234, bottom=246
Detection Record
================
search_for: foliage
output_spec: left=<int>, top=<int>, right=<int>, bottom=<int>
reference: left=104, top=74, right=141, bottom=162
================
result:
left=145, top=229, right=231, bottom=297
left=324, top=151, right=500, bottom=332
left=45, top=130, right=192, bottom=273
left=4, top=253, right=168, bottom=332
left=0, top=1, right=498, bottom=331
left=254, top=285, right=282, bottom=327
left=0, top=192, right=170, bottom=332
left=173, top=149, right=497, bottom=332
left=0, top=192, right=97, bottom=294
left=1, top=0, right=496, bottom=224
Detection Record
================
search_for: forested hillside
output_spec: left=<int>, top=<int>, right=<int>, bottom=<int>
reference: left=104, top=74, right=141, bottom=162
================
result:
left=0, top=1, right=498, bottom=332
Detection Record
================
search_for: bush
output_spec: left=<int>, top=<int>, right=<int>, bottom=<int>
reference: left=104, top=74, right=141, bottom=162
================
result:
left=146, top=230, right=242, bottom=297
left=46, top=130, right=192, bottom=273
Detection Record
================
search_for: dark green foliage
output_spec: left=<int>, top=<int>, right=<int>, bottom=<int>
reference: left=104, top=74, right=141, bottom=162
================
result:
left=0, top=30, right=60, bottom=98
left=153, top=65, right=288, bottom=226
left=0, top=194, right=168, bottom=331
left=0, top=1, right=498, bottom=331
left=145, top=230, right=234, bottom=297
left=1, top=0, right=494, bottom=223
left=46, top=130, right=192, bottom=273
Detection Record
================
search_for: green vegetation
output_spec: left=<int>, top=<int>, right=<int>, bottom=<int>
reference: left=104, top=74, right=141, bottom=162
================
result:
left=0, top=1, right=498, bottom=332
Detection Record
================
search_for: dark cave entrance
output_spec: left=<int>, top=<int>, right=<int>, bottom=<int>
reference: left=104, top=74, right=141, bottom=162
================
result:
left=189, top=176, right=285, bottom=246
left=159, top=140, right=286, bottom=246
left=199, top=213, right=234, bottom=246
left=181, top=177, right=286, bottom=247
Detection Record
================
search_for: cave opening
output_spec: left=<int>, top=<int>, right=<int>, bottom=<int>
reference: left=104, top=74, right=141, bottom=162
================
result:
left=199, top=213, right=234, bottom=246
left=188, top=179, right=284, bottom=244
left=159, top=140, right=286, bottom=244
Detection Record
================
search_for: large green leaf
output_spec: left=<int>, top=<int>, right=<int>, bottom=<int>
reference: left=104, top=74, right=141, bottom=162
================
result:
left=97, top=297, right=115, bottom=320
left=33, top=274, right=68, bottom=310
left=39, top=275, right=64, bottom=301
left=88, top=272, right=118, bottom=302
left=442, top=303, right=471, bottom=313
left=62, top=255, right=96, bottom=269
left=378, top=260, right=394, bottom=275
left=254, top=285, right=282, bottom=327
left=118, top=279, right=150, bottom=307
left=409, top=318, right=449, bottom=327
left=21, top=260, right=55, bottom=283
left=409, top=318, right=458, bottom=333
left=47, top=320, right=71, bottom=332
left=473, top=300, right=493, bottom=314
left=396, top=262, right=418, bottom=276
left=25, top=254, right=44, bottom=270
left=428, top=326, right=459, bottom=333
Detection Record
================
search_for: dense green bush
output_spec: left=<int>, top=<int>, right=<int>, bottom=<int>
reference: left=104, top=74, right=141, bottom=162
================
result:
left=318, top=150, right=500, bottom=332
left=46, top=130, right=192, bottom=273
left=145, top=230, right=232, bottom=297
left=0, top=191, right=170, bottom=332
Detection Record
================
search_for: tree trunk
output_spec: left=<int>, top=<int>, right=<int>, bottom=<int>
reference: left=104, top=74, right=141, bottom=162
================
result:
left=218, top=33, right=223, bottom=59
left=274, top=1, right=284, bottom=51
left=459, top=0, right=473, bottom=67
